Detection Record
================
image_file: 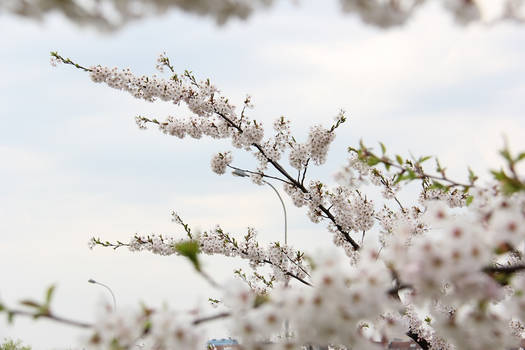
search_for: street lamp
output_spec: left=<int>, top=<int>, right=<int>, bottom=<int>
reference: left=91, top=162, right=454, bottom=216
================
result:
left=88, top=278, right=117, bottom=312
left=231, top=168, right=291, bottom=338
left=231, top=169, right=287, bottom=245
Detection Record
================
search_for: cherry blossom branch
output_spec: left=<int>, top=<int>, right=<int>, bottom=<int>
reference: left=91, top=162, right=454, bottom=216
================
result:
left=192, top=311, right=230, bottom=325
left=280, top=250, right=311, bottom=278
left=90, top=234, right=313, bottom=287
left=52, top=53, right=361, bottom=251
left=212, top=232, right=312, bottom=286
left=50, top=52, right=92, bottom=72
left=406, top=330, right=429, bottom=350
left=281, top=269, right=312, bottom=287
left=213, top=109, right=360, bottom=250
left=386, top=263, right=525, bottom=298
left=2, top=300, right=231, bottom=329
left=300, top=158, right=310, bottom=187
left=2, top=307, right=92, bottom=328
left=483, top=264, right=525, bottom=274
left=1, top=288, right=93, bottom=330
left=349, top=143, right=475, bottom=190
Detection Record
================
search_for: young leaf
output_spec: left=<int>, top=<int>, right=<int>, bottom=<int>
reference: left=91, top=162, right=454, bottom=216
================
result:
left=20, top=300, right=40, bottom=308
left=174, top=240, right=201, bottom=271
left=418, top=155, right=431, bottom=164
left=7, top=311, right=14, bottom=324
left=491, top=169, right=507, bottom=181
left=379, top=142, right=386, bottom=155
left=468, top=167, right=478, bottom=184
left=45, top=285, right=55, bottom=305
left=367, top=156, right=380, bottom=166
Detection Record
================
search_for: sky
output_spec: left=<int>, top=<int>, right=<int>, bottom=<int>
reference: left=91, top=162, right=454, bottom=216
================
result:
left=1, top=1, right=525, bottom=349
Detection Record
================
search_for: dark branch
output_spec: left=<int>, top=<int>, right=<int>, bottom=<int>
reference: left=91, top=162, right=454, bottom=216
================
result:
left=483, top=264, right=525, bottom=274
left=406, top=330, right=429, bottom=350
left=193, top=312, right=230, bottom=325
left=215, top=110, right=360, bottom=250
left=4, top=308, right=92, bottom=329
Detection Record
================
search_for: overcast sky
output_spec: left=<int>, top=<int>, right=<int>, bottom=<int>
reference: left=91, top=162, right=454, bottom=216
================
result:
left=1, top=1, right=524, bottom=349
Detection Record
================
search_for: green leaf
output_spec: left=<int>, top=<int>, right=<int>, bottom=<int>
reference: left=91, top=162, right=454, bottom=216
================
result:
left=109, top=339, right=125, bottom=350
left=500, top=148, right=512, bottom=162
left=491, top=169, right=507, bottom=181
left=466, top=195, right=474, bottom=206
left=468, top=167, right=478, bottom=183
left=435, top=158, right=443, bottom=172
left=7, top=311, right=14, bottom=324
left=45, top=285, right=55, bottom=305
left=19, top=300, right=40, bottom=308
left=491, top=272, right=512, bottom=286
left=429, top=181, right=445, bottom=190
left=394, top=174, right=407, bottom=184
left=517, top=152, right=525, bottom=162
left=254, top=294, right=270, bottom=308
left=418, top=155, right=431, bottom=164
left=501, top=180, right=525, bottom=195
left=174, top=240, right=201, bottom=271
left=379, top=142, right=386, bottom=155
left=143, top=319, right=152, bottom=333
left=396, top=155, right=403, bottom=165
left=36, top=305, right=50, bottom=318
left=367, top=156, right=380, bottom=166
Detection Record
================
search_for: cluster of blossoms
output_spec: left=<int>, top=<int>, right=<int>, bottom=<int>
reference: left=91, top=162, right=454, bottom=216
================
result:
left=58, top=51, right=362, bottom=253
left=84, top=157, right=525, bottom=350
left=1, top=0, right=271, bottom=30
left=5, top=52, right=523, bottom=350
left=211, top=152, right=233, bottom=175
left=85, top=303, right=207, bottom=350
left=4, top=0, right=525, bottom=30
left=339, top=0, right=516, bottom=27
left=90, top=218, right=311, bottom=293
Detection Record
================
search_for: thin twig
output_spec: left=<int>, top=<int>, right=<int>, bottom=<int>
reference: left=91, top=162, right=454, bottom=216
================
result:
left=4, top=308, right=92, bottom=329
left=51, top=52, right=92, bottom=72
left=301, top=158, right=310, bottom=186
left=192, top=312, right=230, bottom=325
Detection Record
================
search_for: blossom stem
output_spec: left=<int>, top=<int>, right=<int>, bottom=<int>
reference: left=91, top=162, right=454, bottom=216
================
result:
left=192, top=312, right=231, bottom=325
left=3, top=307, right=92, bottom=328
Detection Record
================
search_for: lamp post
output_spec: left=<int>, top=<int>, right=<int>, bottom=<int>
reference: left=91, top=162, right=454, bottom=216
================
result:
left=231, top=168, right=290, bottom=338
left=88, top=278, right=117, bottom=312
left=231, top=169, right=287, bottom=245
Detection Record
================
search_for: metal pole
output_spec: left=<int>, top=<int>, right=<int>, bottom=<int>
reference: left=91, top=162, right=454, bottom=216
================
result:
left=261, top=180, right=290, bottom=338
left=88, top=279, right=117, bottom=312
left=231, top=169, right=290, bottom=338
left=232, top=169, right=288, bottom=244
left=262, top=180, right=287, bottom=245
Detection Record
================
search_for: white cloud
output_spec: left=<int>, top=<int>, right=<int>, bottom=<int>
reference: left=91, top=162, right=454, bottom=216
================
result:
left=1, top=1, right=525, bottom=348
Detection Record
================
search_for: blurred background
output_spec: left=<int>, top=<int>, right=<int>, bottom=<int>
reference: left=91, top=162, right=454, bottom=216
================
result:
left=1, top=1, right=524, bottom=348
